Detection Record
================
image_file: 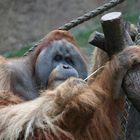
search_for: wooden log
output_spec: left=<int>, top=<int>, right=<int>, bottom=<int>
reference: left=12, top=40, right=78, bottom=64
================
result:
left=99, top=12, right=140, bottom=111
left=89, top=23, right=136, bottom=50
left=88, top=31, right=106, bottom=52
left=101, top=12, right=134, bottom=55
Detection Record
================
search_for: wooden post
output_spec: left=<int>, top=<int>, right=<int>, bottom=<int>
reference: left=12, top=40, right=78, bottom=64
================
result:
left=100, top=12, right=134, bottom=56
left=98, top=12, right=140, bottom=111
left=88, top=31, right=106, bottom=52
left=89, top=23, right=137, bottom=48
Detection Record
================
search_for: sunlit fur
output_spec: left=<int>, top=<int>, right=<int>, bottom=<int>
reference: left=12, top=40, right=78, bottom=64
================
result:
left=91, top=47, right=109, bottom=72
left=0, top=30, right=140, bottom=139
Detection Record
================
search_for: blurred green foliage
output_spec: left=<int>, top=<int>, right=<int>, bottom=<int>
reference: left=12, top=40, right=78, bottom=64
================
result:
left=3, top=44, right=32, bottom=57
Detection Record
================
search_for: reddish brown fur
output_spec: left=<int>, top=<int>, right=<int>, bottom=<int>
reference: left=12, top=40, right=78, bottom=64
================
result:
left=0, top=56, right=6, bottom=62
left=0, top=30, right=86, bottom=101
left=30, top=30, right=83, bottom=66
left=0, top=92, right=23, bottom=106
left=0, top=30, right=140, bottom=140
left=91, top=47, right=109, bottom=72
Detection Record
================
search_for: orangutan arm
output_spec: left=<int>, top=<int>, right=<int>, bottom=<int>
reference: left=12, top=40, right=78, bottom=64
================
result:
left=0, top=46, right=140, bottom=140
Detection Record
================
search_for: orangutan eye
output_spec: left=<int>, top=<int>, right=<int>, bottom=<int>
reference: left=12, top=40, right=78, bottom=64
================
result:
left=54, top=55, right=62, bottom=62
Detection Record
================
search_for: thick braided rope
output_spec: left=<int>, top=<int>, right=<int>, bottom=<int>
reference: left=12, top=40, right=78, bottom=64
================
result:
left=24, top=0, right=125, bottom=56
left=59, top=0, right=125, bottom=30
